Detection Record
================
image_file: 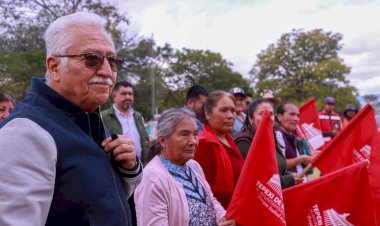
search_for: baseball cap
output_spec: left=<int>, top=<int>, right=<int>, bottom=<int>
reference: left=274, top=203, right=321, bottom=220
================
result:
left=229, top=87, right=246, bottom=97
left=323, top=96, right=336, bottom=104
left=344, top=103, right=358, bottom=112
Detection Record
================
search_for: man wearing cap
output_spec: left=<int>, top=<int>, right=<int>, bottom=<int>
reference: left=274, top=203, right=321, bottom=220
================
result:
left=342, top=103, right=359, bottom=128
left=229, top=87, right=246, bottom=136
left=318, top=96, right=342, bottom=143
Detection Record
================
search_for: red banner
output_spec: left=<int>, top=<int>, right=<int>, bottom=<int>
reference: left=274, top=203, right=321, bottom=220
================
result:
left=312, top=104, right=380, bottom=222
left=226, top=111, right=286, bottom=225
left=296, top=98, right=325, bottom=152
left=283, top=161, right=376, bottom=226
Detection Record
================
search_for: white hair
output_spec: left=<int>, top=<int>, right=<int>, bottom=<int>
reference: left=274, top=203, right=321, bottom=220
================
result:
left=44, top=11, right=114, bottom=56
left=157, top=108, right=196, bottom=139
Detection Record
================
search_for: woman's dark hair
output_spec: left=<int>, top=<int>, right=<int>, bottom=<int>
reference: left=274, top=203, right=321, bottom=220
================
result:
left=200, top=90, right=235, bottom=124
left=243, top=98, right=271, bottom=128
left=0, top=92, right=15, bottom=106
left=146, top=139, right=162, bottom=163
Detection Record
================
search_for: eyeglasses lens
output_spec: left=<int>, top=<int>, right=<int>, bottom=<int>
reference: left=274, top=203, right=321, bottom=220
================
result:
left=84, top=53, right=123, bottom=72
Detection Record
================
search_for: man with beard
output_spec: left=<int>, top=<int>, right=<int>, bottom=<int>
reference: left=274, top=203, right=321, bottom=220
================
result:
left=101, top=80, right=149, bottom=226
left=102, top=80, right=149, bottom=165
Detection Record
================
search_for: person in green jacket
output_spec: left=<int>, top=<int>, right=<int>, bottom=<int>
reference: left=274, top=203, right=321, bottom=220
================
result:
left=101, top=80, right=149, bottom=165
left=101, top=80, right=149, bottom=226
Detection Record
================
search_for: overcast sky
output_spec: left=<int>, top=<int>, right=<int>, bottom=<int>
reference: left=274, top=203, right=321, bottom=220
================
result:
left=120, top=0, right=380, bottom=95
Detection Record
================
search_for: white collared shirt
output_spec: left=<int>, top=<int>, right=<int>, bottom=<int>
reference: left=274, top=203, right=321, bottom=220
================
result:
left=113, top=105, right=142, bottom=159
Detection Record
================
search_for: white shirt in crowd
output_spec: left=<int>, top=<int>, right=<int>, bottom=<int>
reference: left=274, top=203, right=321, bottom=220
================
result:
left=113, top=105, right=142, bottom=160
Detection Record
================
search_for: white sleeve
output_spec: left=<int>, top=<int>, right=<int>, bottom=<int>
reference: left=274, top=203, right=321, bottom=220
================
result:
left=275, top=130, right=286, bottom=157
left=0, top=118, right=57, bottom=226
left=118, top=161, right=143, bottom=198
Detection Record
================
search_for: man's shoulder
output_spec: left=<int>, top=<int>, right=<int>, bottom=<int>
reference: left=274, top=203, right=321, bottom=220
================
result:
left=133, top=109, right=143, bottom=116
left=100, top=106, right=114, bottom=116
left=132, top=110, right=144, bottom=121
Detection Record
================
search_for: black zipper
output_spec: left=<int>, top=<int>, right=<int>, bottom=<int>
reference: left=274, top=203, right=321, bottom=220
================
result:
left=86, top=113, right=129, bottom=225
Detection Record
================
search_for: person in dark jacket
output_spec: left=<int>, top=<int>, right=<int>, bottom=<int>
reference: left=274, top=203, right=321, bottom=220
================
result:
left=275, top=102, right=315, bottom=183
left=234, top=98, right=302, bottom=188
left=0, top=12, right=142, bottom=226
left=101, top=80, right=149, bottom=226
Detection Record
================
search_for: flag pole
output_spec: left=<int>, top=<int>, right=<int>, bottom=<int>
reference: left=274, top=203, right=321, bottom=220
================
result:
left=298, top=163, right=313, bottom=178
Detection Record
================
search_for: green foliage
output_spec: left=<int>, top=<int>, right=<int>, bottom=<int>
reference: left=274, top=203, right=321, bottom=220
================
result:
left=250, top=28, right=358, bottom=112
left=0, top=50, right=46, bottom=100
left=158, top=47, right=250, bottom=111
left=0, top=0, right=131, bottom=53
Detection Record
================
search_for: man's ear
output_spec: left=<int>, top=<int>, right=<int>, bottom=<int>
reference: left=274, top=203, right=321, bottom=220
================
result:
left=46, top=56, right=61, bottom=82
left=111, top=92, right=116, bottom=100
left=276, top=113, right=283, bottom=123
left=186, top=99, right=193, bottom=108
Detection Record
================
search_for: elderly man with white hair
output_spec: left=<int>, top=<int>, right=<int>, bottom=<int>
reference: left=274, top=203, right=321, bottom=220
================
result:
left=0, top=12, right=142, bottom=226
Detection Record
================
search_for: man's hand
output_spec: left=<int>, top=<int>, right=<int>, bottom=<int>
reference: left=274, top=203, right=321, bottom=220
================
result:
left=102, top=135, right=137, bottom=170
left=300, top=154, right=313, bottom=165
left=292, top=173, right=304, bottom=185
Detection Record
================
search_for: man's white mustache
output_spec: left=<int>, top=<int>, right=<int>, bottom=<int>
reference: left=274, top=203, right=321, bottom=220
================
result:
left=88, top=76, right=113, bottom=86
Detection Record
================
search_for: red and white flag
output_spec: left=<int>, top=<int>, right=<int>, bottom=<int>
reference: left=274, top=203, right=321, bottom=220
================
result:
left=312, top=104, right=380, bottom=222
left=226, top=111, right=286, bottom=226
left=296, top=98, right=325, bottom=152
left=283, top=161, right=376, bottom=226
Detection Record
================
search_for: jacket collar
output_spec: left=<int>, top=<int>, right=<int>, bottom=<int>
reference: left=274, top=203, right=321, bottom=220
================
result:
left=30, top=77, right=106, bottom=143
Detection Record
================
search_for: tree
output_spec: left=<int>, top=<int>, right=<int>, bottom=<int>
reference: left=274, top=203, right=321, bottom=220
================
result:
left=158, top=48, right=251, bottom=111
left=250, top=29, right=358, bottom=112
left=0, top=50, right=46, bottom=100
left=0, top=0, right=132, bottom=52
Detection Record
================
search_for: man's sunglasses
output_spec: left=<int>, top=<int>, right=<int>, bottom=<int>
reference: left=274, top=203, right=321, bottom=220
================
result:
left=55, top=52, right=124, bottom=72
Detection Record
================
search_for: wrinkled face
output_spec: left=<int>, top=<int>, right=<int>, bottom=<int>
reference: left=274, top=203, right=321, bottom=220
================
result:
left=234, top=95, right=245, bottom=114
left=0, top=101, right=14, bottom=122
left=159, top=117, right=198, bottom=166
left=188, top=94, right=207, bottom=116
left=206, top=96, right=236, bottom=135
left=250, top=102, right=274, bottom=129
left=277, top=104, right=300, bottom=132
left=46, top=25, right=117, bottom=112
left=323, top=103, right=335, bottom=113
left=113, top=86, right=134, bottom=112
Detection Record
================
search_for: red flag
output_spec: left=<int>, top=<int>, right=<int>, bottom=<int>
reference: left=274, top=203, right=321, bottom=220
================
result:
left=312, top=104, right=380, bottom=222
left=296, top=98, right=325, bottom=152
left=226, top=111, right=286, bottom=225
left=283, top=161, right=376, bottom=226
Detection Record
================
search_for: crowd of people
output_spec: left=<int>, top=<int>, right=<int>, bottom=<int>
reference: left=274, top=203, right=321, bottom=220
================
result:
left=0, top=11, right=363, bottom=226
